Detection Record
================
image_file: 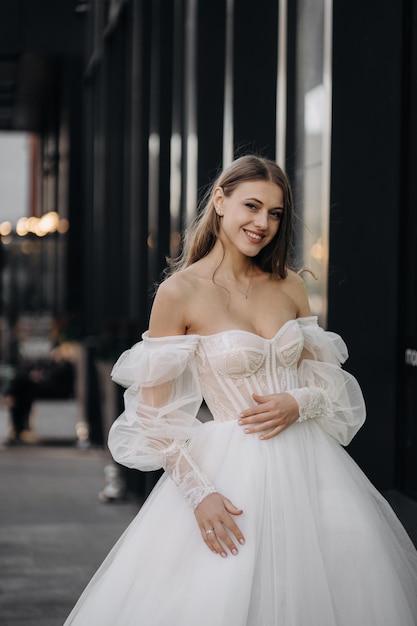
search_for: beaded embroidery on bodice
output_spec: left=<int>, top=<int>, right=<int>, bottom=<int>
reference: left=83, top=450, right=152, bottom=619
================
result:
left=195, top=319, right=304, bottom=422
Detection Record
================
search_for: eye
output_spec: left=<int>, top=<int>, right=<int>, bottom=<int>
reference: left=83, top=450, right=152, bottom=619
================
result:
left=270, top=210, right=284, bottom=220
left=245, top=203, right=257, bottom=210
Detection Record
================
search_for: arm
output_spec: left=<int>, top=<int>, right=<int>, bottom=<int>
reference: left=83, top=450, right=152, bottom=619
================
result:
left=109, top=275, right=244, bottom=555
left=147, top=277, right=220, bottom=507
left=285, top=335, right=366, bottom=445
left=239, top=330, right=366, bottom=446
left=239, top=278, right=366, bottom=445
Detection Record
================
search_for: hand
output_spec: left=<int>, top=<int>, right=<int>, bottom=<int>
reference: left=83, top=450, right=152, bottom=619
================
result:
left=239, top=392, right=299, bottom=440
left=194, top=492, right=245, bottom=558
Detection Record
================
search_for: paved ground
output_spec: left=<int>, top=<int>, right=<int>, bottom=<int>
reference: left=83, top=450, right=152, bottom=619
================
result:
left=0, top=400, right=416, bottom=626
left=0, top=400, right=140, bottom=626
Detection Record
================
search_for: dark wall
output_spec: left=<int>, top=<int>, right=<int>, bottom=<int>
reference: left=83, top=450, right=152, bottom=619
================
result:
left=0, top=0, right=82, bottom=56
left=233, top=0, right=278, bottom=159
left=21, top=0, right=83, bottom=56
left=397, top=0, right=417, bottom=498
left=196, top=0, right=226, bottom=194
left=0, top=0, right=84, bottom=131
left=328, top=0, right=405, bottom=489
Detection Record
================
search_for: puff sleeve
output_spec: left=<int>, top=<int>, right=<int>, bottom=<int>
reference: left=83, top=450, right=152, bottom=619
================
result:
left=108, top=332, right=216, bottom=509
left=287, top=317, right=366, bottom=446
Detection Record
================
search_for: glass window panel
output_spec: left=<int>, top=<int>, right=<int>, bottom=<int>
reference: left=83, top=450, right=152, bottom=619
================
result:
left=293, top=0, right=332, bottom=326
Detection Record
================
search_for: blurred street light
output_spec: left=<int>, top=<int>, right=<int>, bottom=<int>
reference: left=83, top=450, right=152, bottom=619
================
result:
left=14, top=213, right=69, bottom=237
left=0, top=222, right=12, bottom=236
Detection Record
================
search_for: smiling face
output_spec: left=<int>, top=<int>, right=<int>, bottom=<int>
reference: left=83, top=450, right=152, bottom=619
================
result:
left=213, top=180, right=284, bottom=259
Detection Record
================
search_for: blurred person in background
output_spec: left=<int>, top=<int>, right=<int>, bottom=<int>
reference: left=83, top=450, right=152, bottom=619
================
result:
left=4, top=363, right=35, bottom=444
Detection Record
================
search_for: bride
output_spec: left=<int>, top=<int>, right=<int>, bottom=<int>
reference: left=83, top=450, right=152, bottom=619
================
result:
left=64, top=155, right=417, bottom=625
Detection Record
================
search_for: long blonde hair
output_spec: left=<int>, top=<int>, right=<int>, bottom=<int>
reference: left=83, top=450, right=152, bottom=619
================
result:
left=170, top=155, right=294, bottom=279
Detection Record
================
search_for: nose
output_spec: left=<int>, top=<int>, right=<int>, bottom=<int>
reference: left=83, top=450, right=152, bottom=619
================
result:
left=253, top=210, right=268, bottom=230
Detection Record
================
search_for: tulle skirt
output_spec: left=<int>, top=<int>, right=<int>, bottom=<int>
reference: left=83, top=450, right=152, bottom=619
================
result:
left=64, top=419, right=417, bottom=625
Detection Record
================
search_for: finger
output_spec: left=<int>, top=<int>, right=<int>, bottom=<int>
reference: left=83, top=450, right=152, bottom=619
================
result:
left=259, top=423, right=288, bottom=440
left=201, top=526, right=216, bottom=549
left=204, top=527, right=228, bottom=557
left=239, top=408, right=272, bottom=423
left=245, top=419, right=281, bottom=434
left=241, top=414, right=284, bottom=433
left=252, top=392, right=268, bottom=402
left=223, top=500, right=245, bottom=545
left=212, top=524, right=240, bottom=556
left=199, top=518, right=244, bottom=556
left=240, top=402, right=272, bottom=418
left=205, top=530, right=225, bottom=555
left=223, top=499, right=243, bottom=516
left=206, top=512, right=245, bottom=556
left=223, top=516, right=245, bottom=547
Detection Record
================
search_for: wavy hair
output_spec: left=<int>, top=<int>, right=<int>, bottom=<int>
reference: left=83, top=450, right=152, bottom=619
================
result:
left=170, top=154, right=294, bottom=279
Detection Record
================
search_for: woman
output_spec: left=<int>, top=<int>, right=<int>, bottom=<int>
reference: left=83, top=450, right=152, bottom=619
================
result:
left=64, top=155, right=417, bottom=625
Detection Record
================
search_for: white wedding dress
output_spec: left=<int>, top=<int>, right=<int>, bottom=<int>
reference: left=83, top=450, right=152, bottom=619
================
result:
left=64, top=317, right=417, bottom=625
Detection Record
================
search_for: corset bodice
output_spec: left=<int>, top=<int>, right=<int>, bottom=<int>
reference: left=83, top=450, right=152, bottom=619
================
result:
left=195, top=319, right=304, bottom=422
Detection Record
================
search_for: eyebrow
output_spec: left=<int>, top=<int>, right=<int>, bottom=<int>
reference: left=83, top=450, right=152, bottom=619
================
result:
left=245, top=197, right=284, bottom=210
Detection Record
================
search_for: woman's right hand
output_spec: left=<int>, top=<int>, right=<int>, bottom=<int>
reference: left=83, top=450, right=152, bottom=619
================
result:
left=194, top=492, right=245, bottom=557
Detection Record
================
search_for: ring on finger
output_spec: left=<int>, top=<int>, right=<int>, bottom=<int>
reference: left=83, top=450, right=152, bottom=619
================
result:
left=205, top=529, right=215, bottom=536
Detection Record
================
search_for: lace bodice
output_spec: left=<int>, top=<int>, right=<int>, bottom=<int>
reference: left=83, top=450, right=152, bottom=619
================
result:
left=108, top=316, right=366, bottom=509
left=196, top=319, right=304, bottom=422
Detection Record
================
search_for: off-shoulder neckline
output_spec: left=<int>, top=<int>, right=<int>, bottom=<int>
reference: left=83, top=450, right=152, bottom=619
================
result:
left=143, top=316, right=318, bottom=344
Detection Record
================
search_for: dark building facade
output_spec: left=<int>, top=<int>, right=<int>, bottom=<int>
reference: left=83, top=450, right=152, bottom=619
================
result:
left=0, top=0, right=416, bottom=498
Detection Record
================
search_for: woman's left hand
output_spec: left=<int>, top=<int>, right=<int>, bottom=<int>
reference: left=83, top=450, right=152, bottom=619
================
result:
left=238, top=392, right=299, bottom=440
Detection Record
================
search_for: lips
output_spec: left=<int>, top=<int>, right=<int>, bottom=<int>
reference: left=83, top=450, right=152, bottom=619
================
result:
left=243, top=229, right=265, bottom=243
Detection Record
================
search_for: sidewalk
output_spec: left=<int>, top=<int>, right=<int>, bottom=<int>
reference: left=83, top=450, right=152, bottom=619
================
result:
left=0, top=400, right=140, bottom=626
left=1, top=401, right=416, bottom=626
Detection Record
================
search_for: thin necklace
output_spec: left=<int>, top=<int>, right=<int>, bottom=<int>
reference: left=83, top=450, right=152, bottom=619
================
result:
left=227, top=273, right=254, bottom=299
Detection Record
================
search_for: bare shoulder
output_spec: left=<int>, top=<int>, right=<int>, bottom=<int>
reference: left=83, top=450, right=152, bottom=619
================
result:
left=154, top=270, right=195, bottom=301
left=279, top=269, right=312, bottom=317
left=284, top=268, right=305, bottom=286
left=149, top=271, right=195, bottom=337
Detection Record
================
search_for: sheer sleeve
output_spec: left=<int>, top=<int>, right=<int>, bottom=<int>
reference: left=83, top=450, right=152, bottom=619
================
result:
left=108, top=332, right=216, bottom=509
left=287, top=317, right=366, bottom=446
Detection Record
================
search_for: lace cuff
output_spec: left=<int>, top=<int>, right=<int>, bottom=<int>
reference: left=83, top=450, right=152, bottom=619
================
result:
left=162, top=441, right=216, bottom=509
left=287, top=387, right=331, bottom=422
